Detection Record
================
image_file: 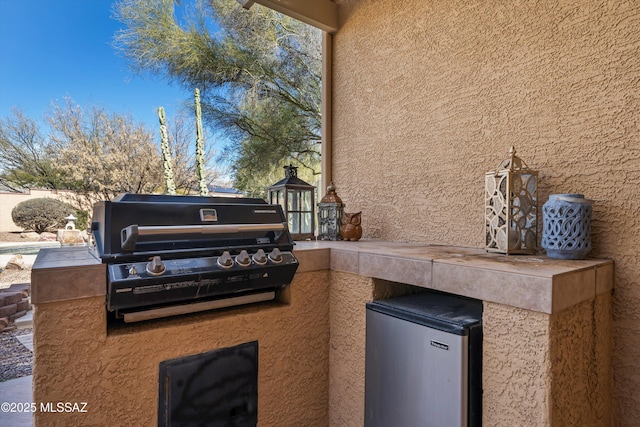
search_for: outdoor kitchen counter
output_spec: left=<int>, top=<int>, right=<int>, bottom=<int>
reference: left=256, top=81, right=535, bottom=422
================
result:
left=31, top=246, right=104, bottom=305
left=294, top=240, right=614, bottom=427
left=293, top=240, right=613, bottom=314
left=29, top=242, right=614, bottom=426
left=30, top=241, right=614, bottom=314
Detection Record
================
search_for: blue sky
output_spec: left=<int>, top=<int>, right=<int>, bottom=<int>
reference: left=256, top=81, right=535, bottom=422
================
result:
left=0, top=0, right=191, bottom=132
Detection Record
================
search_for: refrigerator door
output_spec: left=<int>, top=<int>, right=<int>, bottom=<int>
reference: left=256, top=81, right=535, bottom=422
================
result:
left=365, top=308, right=468, bottom=427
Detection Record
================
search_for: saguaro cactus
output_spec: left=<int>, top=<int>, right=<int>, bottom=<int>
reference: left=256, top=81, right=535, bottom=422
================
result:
left=194, top=88, right=209, bottom=196
left=158, top=107, right=176, bottom=195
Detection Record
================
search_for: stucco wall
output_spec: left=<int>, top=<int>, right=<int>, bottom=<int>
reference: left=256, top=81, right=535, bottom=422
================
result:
left=550, top=292, right=613, bottom=426
left=328, top=272, right=418, bottom=426
left=0, top=189, right=79, bottom=232
left=483, top=293, right=612, bottom=427
left=327, top=270, right=612, bottom=427
left=32, top=271, right=330, bottom=426
left=482, top=301, right=551, bottom=426
left=328, top=271, right=371, bottom=427
left=332, top=0, right=639, bottom=423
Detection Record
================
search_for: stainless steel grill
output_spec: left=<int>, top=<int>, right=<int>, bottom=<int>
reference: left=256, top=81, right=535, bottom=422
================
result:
left=90, top=193, right=298, bottom=322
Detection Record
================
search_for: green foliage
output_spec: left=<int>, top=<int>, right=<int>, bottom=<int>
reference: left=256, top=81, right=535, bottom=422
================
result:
left=114, top=0, right=322, bottom=193
left=11, top=198, right=77, bottom=233
left=73, top=209, right=90, bottom=231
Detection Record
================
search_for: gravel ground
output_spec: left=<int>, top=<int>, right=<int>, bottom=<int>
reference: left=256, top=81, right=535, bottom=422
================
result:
left=0, top=232, right=36, bottom=381
left=0, top=231, right=35, bottom=288
left=0, top=232, right=34, bottom=243
left=0, top=327, right=33, bottom=382
left=0, top=231, right=36, bottom=288
left=0, top=268, right=32, bottom=290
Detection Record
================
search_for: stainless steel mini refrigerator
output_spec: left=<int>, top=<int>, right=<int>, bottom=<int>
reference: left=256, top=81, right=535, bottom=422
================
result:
left=365, top=290, right=482, bottom=427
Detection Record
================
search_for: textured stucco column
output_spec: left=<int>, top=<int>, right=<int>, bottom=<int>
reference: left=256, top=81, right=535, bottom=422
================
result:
left=32, top=270, right=330, bottom=427
left=32, top=296, right=106, bottom=425
left=328, top=270, right=423, bottom=427
left=328, top=271, right=372, bottom=427
left=483, top=301, right=553, bottom=426
left=550, top=291, right=613, bottom=426
left=483, top=291, right=613, bottom=427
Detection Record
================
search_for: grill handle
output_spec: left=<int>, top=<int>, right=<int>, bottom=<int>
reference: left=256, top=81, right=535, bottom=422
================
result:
left=121, top=223, right=286, bottom=251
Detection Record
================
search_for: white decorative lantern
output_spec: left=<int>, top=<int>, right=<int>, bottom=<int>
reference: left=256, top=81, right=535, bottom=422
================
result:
left=485, top=146, right=538, bottom=254
left=65, top=214, right=77, bottom=230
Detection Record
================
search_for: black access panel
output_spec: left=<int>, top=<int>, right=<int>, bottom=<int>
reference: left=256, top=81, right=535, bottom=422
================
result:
left=158, top=341, right=258, bottom=427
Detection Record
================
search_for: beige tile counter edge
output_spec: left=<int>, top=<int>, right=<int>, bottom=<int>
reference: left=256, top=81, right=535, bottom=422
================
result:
left=30, top=242, right=613, bottom=313
left=295, top=240, right=613, bottom=314
left=31, top=247, right=105, bottom=304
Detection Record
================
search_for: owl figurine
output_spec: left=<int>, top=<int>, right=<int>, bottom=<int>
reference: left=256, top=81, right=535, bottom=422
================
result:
left=340, top=211, right=363, bottom=241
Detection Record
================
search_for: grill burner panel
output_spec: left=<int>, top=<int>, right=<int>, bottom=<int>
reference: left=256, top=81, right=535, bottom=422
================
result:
left=107, top=251, right=297, bottom=312
left=91, top=193, right=299, bottom=321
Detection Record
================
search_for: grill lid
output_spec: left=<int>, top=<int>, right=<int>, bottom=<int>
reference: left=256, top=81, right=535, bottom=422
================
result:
left=91, top=193, right=293, bottom=262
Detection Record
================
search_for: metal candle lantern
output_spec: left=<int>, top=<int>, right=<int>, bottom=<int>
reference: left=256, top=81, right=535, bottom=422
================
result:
left=268, top=164, right=316, bottom=240
left=485, top=146, right=538, bottom=254
left=317, top=181, right=344, bottom=241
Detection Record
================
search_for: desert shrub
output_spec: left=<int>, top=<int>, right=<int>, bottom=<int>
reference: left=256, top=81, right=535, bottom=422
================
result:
left=11, top=198, right=77, bottom=233
left=74, top=209, right=89, bottom=231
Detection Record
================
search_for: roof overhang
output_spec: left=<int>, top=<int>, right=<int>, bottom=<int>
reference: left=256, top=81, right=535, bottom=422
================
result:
left=238, top=0, right=338, bottom=33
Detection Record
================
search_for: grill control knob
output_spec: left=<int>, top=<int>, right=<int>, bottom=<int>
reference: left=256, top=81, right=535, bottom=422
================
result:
left=252, top=249, right=267, bottom=265
left=128, top=265, right=138, bottom=276
left=146, top=256, right=166, bottom=276
left=217, top=251, right=234, bottom=269
left=236, top=250, right=251, bottom=267
left=268, top=248, right=283, bottom=263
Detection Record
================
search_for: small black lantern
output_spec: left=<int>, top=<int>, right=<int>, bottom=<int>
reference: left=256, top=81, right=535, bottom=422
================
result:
left=268, top=165, right=316, bottom=240
left=317, top=181, right=344, bottom=241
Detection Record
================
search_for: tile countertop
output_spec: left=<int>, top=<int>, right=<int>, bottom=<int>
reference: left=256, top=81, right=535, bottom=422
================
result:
left=30, top=241, right=614, bottom=314
left=293, top=240, right=614, bottom=314
left=31, top=246, right=104, bottom=304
